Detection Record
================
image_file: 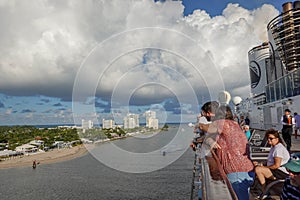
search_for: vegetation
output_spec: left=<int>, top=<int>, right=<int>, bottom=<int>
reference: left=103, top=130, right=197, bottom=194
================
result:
left=161, top=124, right=169, bottom=131
left=0, top=124, right=166, bottom=151
left=0, top=126, right=80, bottom=150
left=78, top=128, right=109, bottom=140
left=78, top=126, right=127, bottom=140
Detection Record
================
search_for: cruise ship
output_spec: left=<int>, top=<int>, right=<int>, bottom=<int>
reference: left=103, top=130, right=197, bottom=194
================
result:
left=236, top=1, right=300, bottom=130
left=192, top=1, right=300, bottom=200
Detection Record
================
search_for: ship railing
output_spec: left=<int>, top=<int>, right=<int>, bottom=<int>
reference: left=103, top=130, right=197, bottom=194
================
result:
left=265, top=67, right=300, bottom=103
left=192, top=141, right=238, bottom=200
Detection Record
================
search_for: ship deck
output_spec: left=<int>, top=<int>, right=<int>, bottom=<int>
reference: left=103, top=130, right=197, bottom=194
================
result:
left=289, top=134, right=300, bottom=152
left=193, top=133, right=300, bottom=200
left=249, top=135, right=300, bottom=200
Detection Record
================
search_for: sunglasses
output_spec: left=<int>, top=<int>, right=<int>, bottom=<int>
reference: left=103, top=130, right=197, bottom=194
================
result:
left=267, top=137, right=277, bottom=140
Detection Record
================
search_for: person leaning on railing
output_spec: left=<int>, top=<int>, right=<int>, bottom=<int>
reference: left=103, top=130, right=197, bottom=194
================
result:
left=190, top=114, right=211, bottom=151
left=253, top=129, right=290, bottom=197
left=201, top=102, right=255, bottom=200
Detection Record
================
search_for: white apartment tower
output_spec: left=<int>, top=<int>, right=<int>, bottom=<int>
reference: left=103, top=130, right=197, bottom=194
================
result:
left=82, top=119, right=93, bottom=129
left=145, top=110, right=158, bottom=129
left=149, top=118, right=159, bottom=130
left=102, top=119, right=115, bottom=129
left=123, top=113, right=139, bottom=129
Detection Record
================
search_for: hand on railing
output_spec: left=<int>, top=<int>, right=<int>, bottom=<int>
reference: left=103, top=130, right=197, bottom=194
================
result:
left=205, top=138, right=221, bottom=149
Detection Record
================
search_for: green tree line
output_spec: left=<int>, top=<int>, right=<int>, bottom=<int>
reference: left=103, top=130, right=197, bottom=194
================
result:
left=0, top=126, right=80, bottom=150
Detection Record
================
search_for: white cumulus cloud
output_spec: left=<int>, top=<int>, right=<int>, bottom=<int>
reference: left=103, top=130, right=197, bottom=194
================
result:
left=0, top=0, right=279, bottom=106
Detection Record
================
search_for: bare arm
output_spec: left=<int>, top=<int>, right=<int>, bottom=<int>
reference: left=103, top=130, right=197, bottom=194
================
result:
left=203, top=122, right=221, bottom=149
left=266, top=157, right=282, bottom=170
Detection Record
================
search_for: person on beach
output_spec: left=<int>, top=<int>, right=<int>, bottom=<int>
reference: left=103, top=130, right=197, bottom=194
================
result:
left=280, top=156, right=300, bottom=200
left=254, top=129, right=290, bottom=197
left=32, top=160, right=37, bottom=169
left=202, top=102, right=254, bottom=200
left=281, top=109, right=295, bottom=152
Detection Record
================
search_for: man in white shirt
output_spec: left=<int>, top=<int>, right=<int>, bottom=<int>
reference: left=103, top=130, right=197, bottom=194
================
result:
left=281, top=109, right=295, bottom=152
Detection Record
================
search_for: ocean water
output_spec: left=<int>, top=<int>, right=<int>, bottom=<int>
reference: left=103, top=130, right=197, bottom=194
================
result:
left=0, top=125, right=195, bottom=200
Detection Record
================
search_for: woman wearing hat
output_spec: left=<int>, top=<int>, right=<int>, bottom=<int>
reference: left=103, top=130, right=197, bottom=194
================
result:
left=281, top=156, right=300, bottom=199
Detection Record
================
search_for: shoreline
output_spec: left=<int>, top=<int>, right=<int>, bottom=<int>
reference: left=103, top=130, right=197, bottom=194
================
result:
left=0, top=144, right=94, bottom=169
left=0, top=130, right=167, bottom=170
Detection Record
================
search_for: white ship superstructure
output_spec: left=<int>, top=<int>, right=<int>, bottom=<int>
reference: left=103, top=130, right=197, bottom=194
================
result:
left=237, top=1, right=300, bottom=130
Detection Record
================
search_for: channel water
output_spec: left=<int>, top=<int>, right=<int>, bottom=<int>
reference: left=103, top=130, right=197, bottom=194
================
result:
left=0, top=125, right=194, bottom=200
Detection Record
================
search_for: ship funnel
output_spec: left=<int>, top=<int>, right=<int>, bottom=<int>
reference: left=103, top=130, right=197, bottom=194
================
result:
left=293, top=1, right=300, bottom=9
left=269, top=1, right=300, bottom=71
left=282, top=2, right=293, bottom=12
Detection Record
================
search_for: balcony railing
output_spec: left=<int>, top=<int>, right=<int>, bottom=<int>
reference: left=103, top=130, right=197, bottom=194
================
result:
left=265, top=67, right=300, bottom=102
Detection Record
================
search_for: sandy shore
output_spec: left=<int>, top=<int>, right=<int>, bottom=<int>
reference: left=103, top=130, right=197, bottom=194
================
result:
left=0, top=144, right=94, bottom=169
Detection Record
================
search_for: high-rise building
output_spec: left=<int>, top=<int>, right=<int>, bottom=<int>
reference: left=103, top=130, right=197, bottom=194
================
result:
left=145, top=110, right=159, bottom=129
left=102, top=119, right=115, bottom=129
left=82, top=119, right=93, bottom=129
left=123, top=113, right=139, bottom=129
left=148, top=118, right=159, bottom=130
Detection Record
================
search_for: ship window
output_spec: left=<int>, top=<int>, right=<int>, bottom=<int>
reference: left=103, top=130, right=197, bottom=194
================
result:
left=263, top=107, right=272, bottom=129
left=277, top=107, right=282, bottom=124
left=280, top=78, right=286, bottom=98
left=292, top=69, right=300, bottom=95
left=266, top=86, right=270, bottom=103
left=270, top=82, right=275, bottom=102
left=285, top=75, right=293, bottom=97
left=275, top=81, right=281, bottom=101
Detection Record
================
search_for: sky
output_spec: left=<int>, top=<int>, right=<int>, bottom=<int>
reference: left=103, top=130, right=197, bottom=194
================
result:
left=0, top=0, right=285, bottom=125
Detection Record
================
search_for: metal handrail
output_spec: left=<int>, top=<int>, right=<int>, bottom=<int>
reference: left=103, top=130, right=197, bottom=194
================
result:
left=199, top=147, right=236, bottom=200
left=210, top=150, right=239, bottom=200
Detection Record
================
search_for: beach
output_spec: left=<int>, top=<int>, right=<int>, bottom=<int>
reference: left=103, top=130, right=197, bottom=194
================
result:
left=0, top=144, right=93, bottom=169
left=0, top=126, right=194, bottom=200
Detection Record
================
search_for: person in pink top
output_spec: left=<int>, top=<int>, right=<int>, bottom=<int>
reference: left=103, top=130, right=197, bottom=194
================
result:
left=202, top=102, right=254, bottom=200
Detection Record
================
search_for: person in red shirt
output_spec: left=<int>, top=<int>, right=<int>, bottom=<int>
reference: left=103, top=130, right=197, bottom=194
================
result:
left=202, top=102, right=254, bottom=200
